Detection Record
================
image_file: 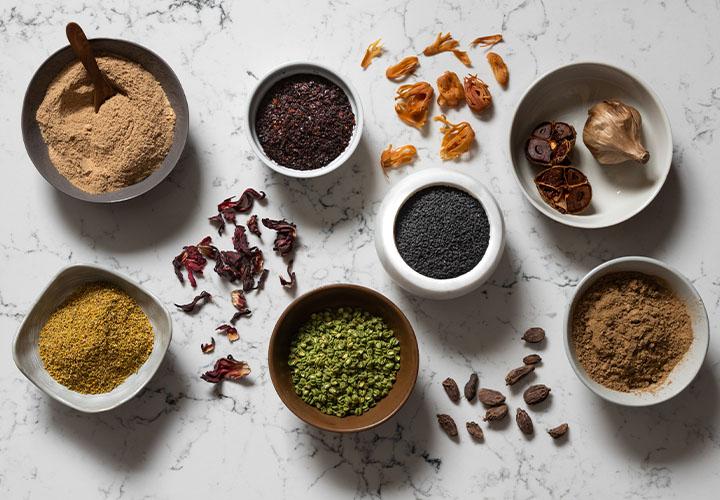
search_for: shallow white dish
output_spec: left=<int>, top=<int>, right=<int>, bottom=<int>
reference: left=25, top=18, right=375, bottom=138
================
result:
left=375, top=169, right=505, bottom=300
left=509, top=62, right=673, bottom=228
left=12, top=264, right=172, bottom=413
left=246, top=61, right=364, bottom=179
left=563, top=256, right=709, bottom=406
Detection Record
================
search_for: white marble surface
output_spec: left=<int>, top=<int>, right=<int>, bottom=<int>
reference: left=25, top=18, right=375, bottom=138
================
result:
left=1, top=1, right=719, bottom=498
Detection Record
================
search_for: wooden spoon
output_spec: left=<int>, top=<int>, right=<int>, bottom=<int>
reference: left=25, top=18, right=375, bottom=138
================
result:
left=65, top=22, right=118, bottom=112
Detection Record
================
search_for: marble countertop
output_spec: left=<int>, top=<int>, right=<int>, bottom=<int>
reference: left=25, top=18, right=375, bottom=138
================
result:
left=1, top=1, right=719, bottom=498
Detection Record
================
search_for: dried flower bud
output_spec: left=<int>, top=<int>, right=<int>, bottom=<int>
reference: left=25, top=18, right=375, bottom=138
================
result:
left=464, top=74, right=492, bottom=113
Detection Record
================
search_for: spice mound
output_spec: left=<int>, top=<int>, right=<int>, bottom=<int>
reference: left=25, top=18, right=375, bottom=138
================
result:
left=288, top=308, right=401, bottom=417
left=36, top=56, right=176, bottom=194
left=394, top=186, right=490, bottom=279
left=38, top=282, right=154, bottom=394
left=255, top=74, right=355, bottom=170
left=572, top=272, right=693, bottom=392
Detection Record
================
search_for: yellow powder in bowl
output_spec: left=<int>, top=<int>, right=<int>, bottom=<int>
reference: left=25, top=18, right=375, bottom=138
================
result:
left=36, top=55, right=176, bottom=194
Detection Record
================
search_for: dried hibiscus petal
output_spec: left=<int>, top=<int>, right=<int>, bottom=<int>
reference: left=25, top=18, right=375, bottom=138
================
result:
left=197, top=236, right=219, bottom=260
left=395, top=82, right=434, bottom=129
left=174, top=290, right=212, bottom=312
left=436, top=71, right=465, bottom=107
left=208, top=213, right=226, bottom=236
left=247, top=215, right=261, bottom=237
left=464, top=74, right=492, bottom=113
left=261, top=218, right=297, bottom=256
left=380, top=144, right=417, bottom=174
left=254, top=268, right=269, bottom=291
left=216, top=188, right=266, bottom=224
left=487, top=52, right=509, bottom=86
left=386, top=56, right=419, bottom=80
left=230, top=289, right=252, bottom=323
left=201, top=337, right=215, bottom=353
left=216, top=324, right=239, bottom=342
left=172, top=242, right=209, bottom=287
left=280, top=260, right=297, bottom=289
left=232, top=225, right=250, bottom=254
left=434, top=114, right=476, bottom=160
left=470, top=33, right=503, bottom=49
left=422, top=32, right=471, bottom=67
left=361, top=39, right=383, bottom=69
left=201, top=355, right=251, bottom=383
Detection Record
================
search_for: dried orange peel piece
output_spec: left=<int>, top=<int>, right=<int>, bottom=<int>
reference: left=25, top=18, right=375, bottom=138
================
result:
left=434, top=114, right=475, bottom=160
left=394, top=82, right=434, bottom=128
left=487, top=52, right=509, bottom=86
left=380, top=144, right=417, bottom=174
left=464, top=74, right=492, bottom=113
left=436, top=71, right=465, bottom=107
left=386, top=56, right=419, bottom=80
left=470, top=34, right=503, bottom=49
left=361, top=39, right=383, bottom=69
left=422, top=32, right=472, bottom=67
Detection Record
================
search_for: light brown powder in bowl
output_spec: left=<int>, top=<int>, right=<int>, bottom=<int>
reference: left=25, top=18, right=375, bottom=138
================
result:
left=36, top=55, right=176, bottom=194
left=571, top=271, right=693, bottom=392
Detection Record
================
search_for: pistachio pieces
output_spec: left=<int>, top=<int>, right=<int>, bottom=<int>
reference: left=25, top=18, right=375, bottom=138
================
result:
left=442, top=377, right=461, bottom=402
left=524, top=384, right=551, bottom=405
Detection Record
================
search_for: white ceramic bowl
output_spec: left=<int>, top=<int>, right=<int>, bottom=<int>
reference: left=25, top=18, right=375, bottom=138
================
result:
left=12, top=264, right=172, bottom=413
left=509, top=62, right=673, bottom=228
left=375, top=169, right=505, bottom=300
left=564, top=256, right=709, bottom=406
left=246, top=61, right=364, bottom=178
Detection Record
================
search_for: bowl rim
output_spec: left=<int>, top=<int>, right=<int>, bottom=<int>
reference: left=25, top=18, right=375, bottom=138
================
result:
left=267, top=283, right=419, bottom=432
left=12, top=263, right=173, bottom=413
left=245, top=60, right=364, bottom=179
left=507, top=60, right=673, bottom=229
left=375, top=168, right=506, bottom=299
left=562, top=256, right=709, bottom=407
left=21, top=37, right=189, bottom=204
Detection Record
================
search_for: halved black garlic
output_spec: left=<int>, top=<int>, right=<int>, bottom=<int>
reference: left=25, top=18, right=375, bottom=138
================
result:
left=534, top=165, right=592, bottom=214
left=525, top=121, right=576, bottom=167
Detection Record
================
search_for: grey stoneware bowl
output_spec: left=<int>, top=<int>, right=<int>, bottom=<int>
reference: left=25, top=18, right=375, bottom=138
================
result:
left=22, top=38, right=189, bottom=203
left=12, top=264, right=172, bottom=413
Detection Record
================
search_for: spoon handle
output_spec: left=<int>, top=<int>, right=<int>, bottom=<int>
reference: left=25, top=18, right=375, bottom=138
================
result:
left=65, top=22, right=115, bottom=110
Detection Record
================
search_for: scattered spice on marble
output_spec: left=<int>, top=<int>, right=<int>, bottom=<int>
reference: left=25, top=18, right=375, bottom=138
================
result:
left=212, top=188, right=266, bottom=232
left=525, top=121, right=576, bottom=167
left=583, top=100, right=650, bottom=165
left=505, top=365, right=535, bottom=385
left=173, top=238, right=209, bottom=287
left=466, top=421, right=484, bottom=441
left=201, top=338, right=216, bottom=353
left=247, top=215, right=261, bottom=237
left=423, top=32, right=471, bottom=66
left=262, top=218, right=298, bottom=256
left=216, top=324, right=239, bottom=343
left=395, top=82, right=434, bottom=128
left=174, top=290, right=212, bottom=312
left=470, top=33, right=503, bottom=49
left=483, top=404, right=509, bottom=422
left=464, top=373, right=479, bottom=401
left=288, top=308, right=401, bottom=417
left=394, top=186, right=490, bottom=279
left=516, top=408, right=534, bottom=435
left=572, top=272, right=692, bottom=392
left=523, top=354, right=542, bottom=365
left=201, top=355, right=251, bottom=383
left=436, top=71, right=465, bottom=107
left=548, top=423, right=569, bottom=439
left=279, top=260, right=296, bottom=289
left=535, top=166, right=593, bottom=214
left=464, top=74, right=492, bottom=113
left=361, top=39, right=383, bottom=69
left=487, top=52, right=509, bottom=86
left=230, top=290, right=251, bottom=323
left=442, top=377, right=461, bottom=402
left=255, top=74, right=355, bottom=170
left=434, top=114, right=475, bottom=160
left=38, top=282, right=154, bottom=394
left=380, top=144, right=417, bottom=174
left=478, top=388, right=506, bottom=406
left=255, top=269, right=270, bottom=291
left=386, top=56, right=419, bottom=80
left=522, top=327, right=546, bottom=343
left=523, top=384, right=551, bottom=405
left=36, top=56, right=176, bottom=194
left=437, top=414, right=458, bottom=437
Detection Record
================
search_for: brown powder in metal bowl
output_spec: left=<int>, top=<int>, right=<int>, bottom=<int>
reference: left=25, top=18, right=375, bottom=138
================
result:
left=571, top=271, right=692, bottom=392
left=36, top=55, right=176, bottom=194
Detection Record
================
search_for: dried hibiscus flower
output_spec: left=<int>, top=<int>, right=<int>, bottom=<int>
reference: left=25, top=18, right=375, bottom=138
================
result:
left=434, top=115, right=476, bottom=160
left=216, top=324, right=239, bottom=342
left=174, top=290, right=212, bottom=312
left=464, top=74, right=492, bottom=113
left=201, top=338, right=215, bottom=354
left=280, top=260, right=297, bottom=289
left=230, top=289, right=252, bottom=323
left=247, top=215, right=261, bottom=237
left=215, top=188, right=266, bottom=225
left=470, top=33, right=503, bottom=49
left=436, top=71, right=465, bottom=107
left=261, top=218, right=297, bottom=256
left=201, top=355, right=251, bottom=383
left=380, top=144, right=417, bottom=174
left=487, top=52, right=509, bottom=86
left=208, top=213, right=225, bottom=235
left=254, top=268, right=269, bottom=291
left=361, top=39, right=383, bottom=69
left=386, top=56, right=419, bottom=80
left=395, top=82, right=434, bottom=128
left=196, top=236, right=220, bottom=260
left=172, top=241, right=208, bottom=287
left=422, top=32, right=471, bottom=67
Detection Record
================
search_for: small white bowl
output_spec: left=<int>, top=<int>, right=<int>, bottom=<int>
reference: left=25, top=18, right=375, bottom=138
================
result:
left=375, top=169, right=505, bottom=300
left=246, top=61, right=364, bottom=178
left=508, top=62, right=673, bottom=228
left=12, top=264, right=172, bottom=413
left=564, top=256, right=709, bottom=406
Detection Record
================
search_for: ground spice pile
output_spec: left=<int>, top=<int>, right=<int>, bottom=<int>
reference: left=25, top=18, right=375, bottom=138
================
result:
left=38, top=282, right=154, bottom=394
left=572, top=272, right=692, bottom=392
left=36, top=56, right=176, bottom=194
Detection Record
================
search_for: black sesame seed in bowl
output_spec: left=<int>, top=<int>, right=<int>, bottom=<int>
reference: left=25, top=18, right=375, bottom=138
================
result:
left=375, top=169, right=505, bottom=300
left=246, top=62, right=364, bottom=178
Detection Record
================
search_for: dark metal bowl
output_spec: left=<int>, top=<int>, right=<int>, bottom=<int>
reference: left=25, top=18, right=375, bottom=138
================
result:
left=21, top=38, right=189, bottom=203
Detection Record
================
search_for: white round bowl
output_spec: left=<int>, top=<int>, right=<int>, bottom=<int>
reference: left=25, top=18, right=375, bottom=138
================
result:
left=509, top=62, right=673, bottom=228
left=375, top=169, right=505, bottom=300
left=246, top=61, right=364, bottom=178
left=564, top=256, right=709, bottom=406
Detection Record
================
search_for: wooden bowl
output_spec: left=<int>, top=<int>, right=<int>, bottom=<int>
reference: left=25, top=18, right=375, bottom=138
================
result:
left=268, top=284, right=419, bottom=433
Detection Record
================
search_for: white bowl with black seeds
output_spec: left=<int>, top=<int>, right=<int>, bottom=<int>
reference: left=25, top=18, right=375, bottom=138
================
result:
left=375, top=169, right=505, bottom=300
